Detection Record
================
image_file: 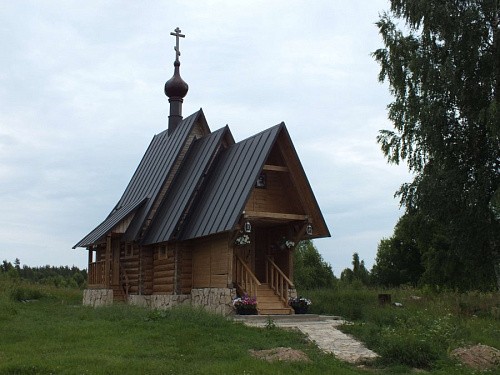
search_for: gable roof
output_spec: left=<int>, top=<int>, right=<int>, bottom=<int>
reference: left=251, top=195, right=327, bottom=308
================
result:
left=73, top=197, right=147, bottom=248
left=179, top=124, right=282, bottom=240
left=74, top=111, right=329, bottom=249
left=73, top=109, right=209, bottom=248
left=142, top=126, right=232, bottom=245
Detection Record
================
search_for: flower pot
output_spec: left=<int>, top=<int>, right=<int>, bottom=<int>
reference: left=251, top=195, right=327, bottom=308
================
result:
left=292, top=306, right=309, bottom=314
left=236, top=307, right=257, bottom=315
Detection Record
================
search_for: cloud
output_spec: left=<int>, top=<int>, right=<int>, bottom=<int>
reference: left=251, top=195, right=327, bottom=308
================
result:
left=0, top=1, right=408, bottom=276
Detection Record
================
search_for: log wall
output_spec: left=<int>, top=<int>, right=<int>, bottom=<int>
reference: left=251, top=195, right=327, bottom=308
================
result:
left=119, top=243, right=140, bottom=294
left=192, top=234, right=232, bottom=288
left=153, top=244, right=175, bottom=294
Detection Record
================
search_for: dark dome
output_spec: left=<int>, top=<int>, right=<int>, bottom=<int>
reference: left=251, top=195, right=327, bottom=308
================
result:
left=164, top=61, right=189, bottom=99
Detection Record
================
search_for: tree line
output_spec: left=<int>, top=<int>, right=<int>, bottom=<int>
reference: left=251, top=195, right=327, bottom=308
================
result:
left=370, top=0, right=499, bottom=291
left=1, top=259, right=87, bottom=289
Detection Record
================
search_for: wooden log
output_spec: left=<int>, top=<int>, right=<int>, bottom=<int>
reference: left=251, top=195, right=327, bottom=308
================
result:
left=154, top=270, right=175, bottom=279
left=153, top=262, right=175, bottom=272
left=153, top=284, right=174, bottom=293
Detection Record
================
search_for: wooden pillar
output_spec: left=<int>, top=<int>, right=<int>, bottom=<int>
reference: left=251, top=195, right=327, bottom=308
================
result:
left=112, top=238, right=120, bottom=285
left=88, top=248, right=93, bottom=265
left=174, top=244, right=180, bottom=295
left=288, top=248, right=294, bottom=282
left=105, top=235, right=111, bottom=288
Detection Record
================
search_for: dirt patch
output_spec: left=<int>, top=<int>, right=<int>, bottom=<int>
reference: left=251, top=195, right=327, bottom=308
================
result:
left=450, top=344, right=500, bottom=371
left=249, top=347, right=310, bottom=363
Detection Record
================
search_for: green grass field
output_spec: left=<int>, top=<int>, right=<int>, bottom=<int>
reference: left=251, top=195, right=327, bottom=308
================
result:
left=1, top=276, right=498, bottom=374
left=0, top=277, right=360, bottom=375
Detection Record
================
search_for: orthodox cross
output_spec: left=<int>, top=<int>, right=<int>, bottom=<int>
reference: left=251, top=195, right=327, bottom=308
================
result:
left=170, top=27, right=185, bottom=62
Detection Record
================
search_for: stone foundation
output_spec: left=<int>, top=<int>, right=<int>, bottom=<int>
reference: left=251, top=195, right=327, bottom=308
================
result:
left=125, top=288, right=236, bottom=316
left=83, top=289, right=113, bottom=307
left=191, top=288, right=237, bottom=316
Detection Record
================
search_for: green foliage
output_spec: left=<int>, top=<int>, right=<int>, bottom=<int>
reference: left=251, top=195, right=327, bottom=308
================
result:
left=293, top=240, right=336, bottom=289
left=340, top=253, right=370, bottom=285
left=303, top=285, right=500, bottom=371
left=374, top=0, right=500, bottom=290
left=0, top=259, right=87, bottom=289
left=371, top=213, right=425, bottom=287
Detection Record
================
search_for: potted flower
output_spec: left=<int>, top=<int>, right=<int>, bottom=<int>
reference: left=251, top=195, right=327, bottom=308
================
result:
left=235, top=233, right=251, bottom=246
left=288, top=296, right=311, bottom=314
left=233, top=294, right=257, bottom=315
left=278, top=237, right=295, bottom=250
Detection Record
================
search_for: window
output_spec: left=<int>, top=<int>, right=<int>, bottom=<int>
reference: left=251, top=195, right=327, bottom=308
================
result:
left=125, top=243, right=134, bottom=258
left=158, top=245, right=168, bottom=260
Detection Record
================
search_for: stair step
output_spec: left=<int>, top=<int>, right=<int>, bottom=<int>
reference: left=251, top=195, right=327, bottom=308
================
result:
left=258, top=308, right=293, bottom=315
left=258, top=302, right=287, bottom=309
left=257, top=295, right=282, bottom=302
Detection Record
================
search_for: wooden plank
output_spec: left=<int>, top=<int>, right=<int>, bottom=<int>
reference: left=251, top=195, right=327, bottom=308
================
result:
left=153, top=263, right=175, bottom=272
left=263, top=164, right=289, bottom=172
left=154, top=276, right=174, bottom=286
left=244, top=211, right=308, bottom=221
left=155, top=270, right=175, bottom=279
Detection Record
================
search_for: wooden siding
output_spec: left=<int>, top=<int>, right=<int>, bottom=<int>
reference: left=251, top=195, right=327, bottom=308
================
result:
left=153, top=244, right=175, bottom=294
left=179, top=245, right=193, bottom=294
left=120, top=243, right=140, bottom=294
left=141, top=247, right=154, bottom=295
left=244, top=168, right=304, bottom=214
left=192, top=234, right=232, bottom=288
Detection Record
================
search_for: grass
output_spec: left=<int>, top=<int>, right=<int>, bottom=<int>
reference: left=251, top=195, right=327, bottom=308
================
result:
left=304, top=284, right=500, bottom=373
left=0, top=276, right=360, bottom=375
left=1, top=275, right=498, bottom=374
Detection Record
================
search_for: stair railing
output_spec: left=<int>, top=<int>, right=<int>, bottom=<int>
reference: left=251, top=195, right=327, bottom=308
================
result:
left=234, top=254, right=261, bottom=299
left=265, top=256, right=295, bottom=304
left=119, top=261, right=130, bottom=300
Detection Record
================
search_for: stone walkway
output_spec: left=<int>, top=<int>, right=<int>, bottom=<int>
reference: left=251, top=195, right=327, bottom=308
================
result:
left=233, top=314, right=379, bottom=364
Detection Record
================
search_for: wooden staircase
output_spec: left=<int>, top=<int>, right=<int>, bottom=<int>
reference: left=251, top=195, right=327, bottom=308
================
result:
left=257, top=283, right=293, bottom=315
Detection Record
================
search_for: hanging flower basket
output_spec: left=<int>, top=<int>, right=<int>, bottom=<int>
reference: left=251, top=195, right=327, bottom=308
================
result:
left=278, top=238, right=295, bottom=250
left=235, top=234, right=251, bottom=246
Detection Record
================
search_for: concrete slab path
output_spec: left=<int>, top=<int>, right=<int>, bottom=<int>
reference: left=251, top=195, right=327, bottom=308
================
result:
left=233, top=314, right=379, bottom=364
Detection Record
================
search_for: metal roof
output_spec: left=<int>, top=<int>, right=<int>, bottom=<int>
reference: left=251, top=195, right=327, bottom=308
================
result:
left=179, top=124, right=283, bottom=240
left=74, top=109, right=208, bottom=248
left=72, top=197, right=146, bottom=248
left=142, top=126, right=230, bottom=245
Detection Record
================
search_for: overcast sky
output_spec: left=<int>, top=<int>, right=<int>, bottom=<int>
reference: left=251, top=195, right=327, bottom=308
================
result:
left=0, top=1, right=410, bottom=275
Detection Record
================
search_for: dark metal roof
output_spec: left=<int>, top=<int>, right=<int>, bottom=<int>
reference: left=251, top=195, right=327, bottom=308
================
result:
left=179, top=124, right=283, bottom=240
left=74, top=109, right=208, bottom=248
left=72, top=197, right=146, bottom=248
left=142, top=126, right=230, bottom=245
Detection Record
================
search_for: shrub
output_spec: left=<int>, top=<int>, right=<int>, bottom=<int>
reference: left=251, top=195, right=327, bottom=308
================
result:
left=378, top=334, right=439, bottom=368
left=9, top=286, right=47, bottom=302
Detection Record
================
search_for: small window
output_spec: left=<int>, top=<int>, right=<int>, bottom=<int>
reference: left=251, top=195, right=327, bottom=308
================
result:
left=158, top=245, right=168, bottom=260
left=125, top=243, right=134, bottom=258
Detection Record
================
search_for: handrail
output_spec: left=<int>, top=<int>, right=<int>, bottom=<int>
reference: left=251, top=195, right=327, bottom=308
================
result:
left=234, top=254, right=261, bottom=299
left=119, top=261, right=130, bottom=300
left=265, top=256, right=294, bottom=304
left=88, top=260, right=106, bottom=286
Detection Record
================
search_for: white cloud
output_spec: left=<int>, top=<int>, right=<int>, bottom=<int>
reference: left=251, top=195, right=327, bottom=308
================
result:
left=0, top=0, right=409, bottom=275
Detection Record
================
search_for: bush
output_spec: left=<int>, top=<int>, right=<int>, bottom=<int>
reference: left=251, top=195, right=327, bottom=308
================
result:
left=9, top=286, right=47, bottom=302
left=378, top=335, right=439, bottom=368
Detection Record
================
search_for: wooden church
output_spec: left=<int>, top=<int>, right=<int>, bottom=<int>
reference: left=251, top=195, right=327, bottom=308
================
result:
left=74, top=29, right=330, bottom=315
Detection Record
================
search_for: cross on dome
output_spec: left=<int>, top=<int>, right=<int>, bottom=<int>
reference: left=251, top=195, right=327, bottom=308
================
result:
left=170, top=27, right=185, bottom=62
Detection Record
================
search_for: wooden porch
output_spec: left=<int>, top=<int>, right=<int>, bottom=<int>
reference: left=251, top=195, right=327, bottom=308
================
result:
left=234, top=254, right=294, bottom=315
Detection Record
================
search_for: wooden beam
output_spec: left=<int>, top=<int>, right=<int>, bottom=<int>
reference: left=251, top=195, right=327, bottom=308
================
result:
left=263, top=164, right=289, bottom=172
left=244, top=211, right=308, bottom=221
